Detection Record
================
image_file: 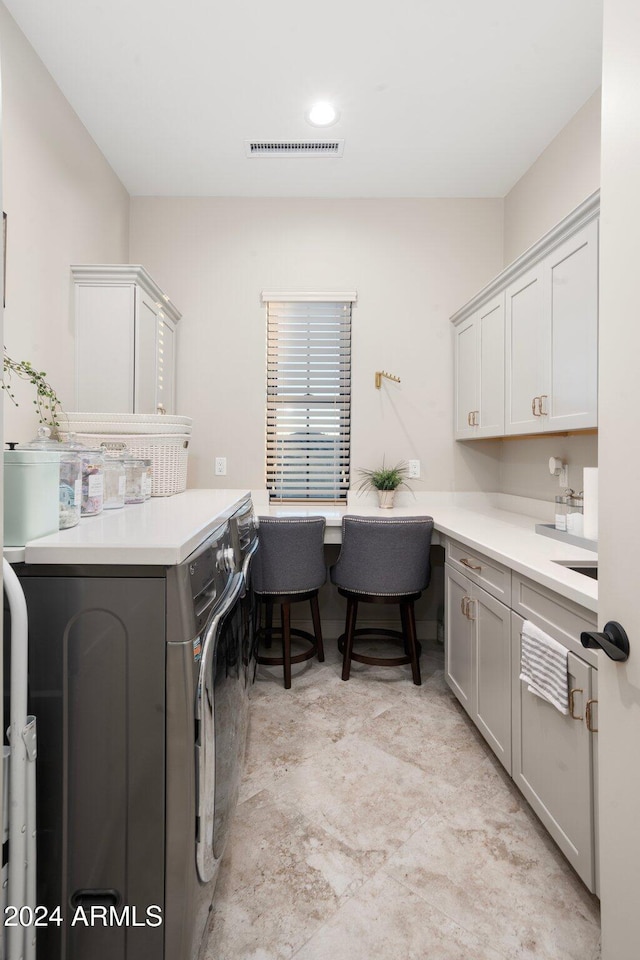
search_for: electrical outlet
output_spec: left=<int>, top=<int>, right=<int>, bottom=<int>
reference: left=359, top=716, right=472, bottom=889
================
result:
left=215, top=457, right=227, bottom=476
left=408, top=459, right=421, bottom=479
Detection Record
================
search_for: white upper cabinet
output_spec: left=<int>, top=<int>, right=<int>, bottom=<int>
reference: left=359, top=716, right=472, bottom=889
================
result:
left=452, top=192, right=599, bottom=440
left=544, top=221, right=598, bottom=432
left=453, top=293, right=505, bottom=440
left=72, top=265, right=181, bottom=415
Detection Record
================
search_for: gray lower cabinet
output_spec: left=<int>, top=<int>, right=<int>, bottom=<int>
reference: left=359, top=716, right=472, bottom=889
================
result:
left=512, top=612, right=597, bottom=892
left=445, top=547, right=599, bottom=894
left=445, top=562, right=512, bottom=774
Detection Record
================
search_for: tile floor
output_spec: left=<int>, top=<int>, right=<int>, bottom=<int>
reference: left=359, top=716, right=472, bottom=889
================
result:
left=204, top=639, right=601, bottom=960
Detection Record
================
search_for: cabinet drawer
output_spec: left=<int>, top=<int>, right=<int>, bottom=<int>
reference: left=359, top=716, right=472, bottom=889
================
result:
left=511, top=572, right=598, bottom=666
left=446, top=539, right=511, bottom=605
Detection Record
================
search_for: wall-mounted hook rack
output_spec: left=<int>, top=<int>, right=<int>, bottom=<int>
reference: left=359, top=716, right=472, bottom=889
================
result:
left=375, top=370, right=401, bottom=389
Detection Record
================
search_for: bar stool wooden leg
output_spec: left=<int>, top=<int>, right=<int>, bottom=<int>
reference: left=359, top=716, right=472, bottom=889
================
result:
left=264, top=600, right=274, bottom=649
left=404, top=600, right=421, bottom=686
left=342, top=596, right=358, bottom=681
left=310, top=593, right=325, bottom=662
left=282, top=602, right=292, bottom=689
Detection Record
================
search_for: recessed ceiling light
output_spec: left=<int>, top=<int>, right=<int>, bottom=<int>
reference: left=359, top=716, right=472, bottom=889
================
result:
left=306, top=101, right=339, bottom=127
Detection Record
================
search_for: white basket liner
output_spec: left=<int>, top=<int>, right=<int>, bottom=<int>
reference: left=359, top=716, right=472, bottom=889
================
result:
left=62, top=412, right=192, bottom=435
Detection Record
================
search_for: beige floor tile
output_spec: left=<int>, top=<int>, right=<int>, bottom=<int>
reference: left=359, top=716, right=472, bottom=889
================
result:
left=292, top=871, right=508, bottom=960
left=384, top=789, right=600, bottom=960
left=268, top=733, right=457, bottom=871
left=204, top=789, right=367, bottom=960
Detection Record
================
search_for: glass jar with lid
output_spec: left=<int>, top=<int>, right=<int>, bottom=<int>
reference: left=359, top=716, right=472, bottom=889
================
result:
left=17, top=425, right=82, bottom=529
left=142, top=458, right=153, bottom=499
left=124, top=459, right=146, bottom=504
left=79, top=448, right=105, bottom=516
left=103, top=457, right=127, bottom=510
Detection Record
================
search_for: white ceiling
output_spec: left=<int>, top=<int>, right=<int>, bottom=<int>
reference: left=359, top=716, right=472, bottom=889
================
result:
left=4, top=0, right=603, bottom=199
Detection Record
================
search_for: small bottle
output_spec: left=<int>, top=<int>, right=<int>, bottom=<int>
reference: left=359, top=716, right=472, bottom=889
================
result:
left=554, top=495, right=568, bottom=532
left=566, top=493, right=584, bottom=536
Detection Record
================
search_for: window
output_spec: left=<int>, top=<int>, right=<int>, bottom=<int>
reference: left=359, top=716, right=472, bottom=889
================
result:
left=263, top=292, right=355, bottom=502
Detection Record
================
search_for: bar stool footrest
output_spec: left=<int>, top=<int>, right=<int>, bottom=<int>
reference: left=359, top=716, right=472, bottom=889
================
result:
left=337, top=627, right=422, bottom=667
left=257, top=627, right=319, bottom=667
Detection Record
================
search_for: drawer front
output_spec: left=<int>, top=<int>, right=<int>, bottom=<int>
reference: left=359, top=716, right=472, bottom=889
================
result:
left=511, top=572, right=598, bottom=667
left=446, top=538, right=511, bottom=605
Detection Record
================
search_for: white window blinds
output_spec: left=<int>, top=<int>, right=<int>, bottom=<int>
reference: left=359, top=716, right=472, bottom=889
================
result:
left=264, top=295, right=354, bottom=502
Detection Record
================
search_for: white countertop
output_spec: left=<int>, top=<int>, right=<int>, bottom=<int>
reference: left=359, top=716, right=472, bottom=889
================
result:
left=18, top=489, right=251, bottom=566
left=9, top=488, right=597, bottom=613
left=254, top=490, right=598, bottom=613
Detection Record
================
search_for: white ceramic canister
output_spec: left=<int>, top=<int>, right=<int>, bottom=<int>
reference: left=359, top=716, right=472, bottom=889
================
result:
left=4, top=450, right=60, bottom=546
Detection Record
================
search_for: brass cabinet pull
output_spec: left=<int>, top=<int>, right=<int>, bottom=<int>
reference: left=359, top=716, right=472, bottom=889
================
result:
left=531, top=397, right=540, bottom=416
left=460, top=558, right=482, bottom=572
left=586, top=698, right=598, bottom=733
left=467, top=411, right=473, bottom=426
left=569, top=687, right=584, bottom=720
left=473, top=410, right=480, bottom=426
left=461, top=596, right=467, bottom=617
left=539, top=394, right=548, bottom=416
left=466, top=598, right=477, bottom=620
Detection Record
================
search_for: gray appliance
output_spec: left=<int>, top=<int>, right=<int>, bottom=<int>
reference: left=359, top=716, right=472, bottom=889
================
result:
left=11, top=495, right=258, bottom=960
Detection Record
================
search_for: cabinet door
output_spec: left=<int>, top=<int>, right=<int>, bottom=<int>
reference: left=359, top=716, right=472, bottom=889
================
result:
left=477, top=294, right=505, bottom=438
left=505, top=264, right=545, bottom=434
left=473, top=587, right=511, bottom=773
left=445, top=564, right=475, bottom=715
left=511, top=613, right=596, bottom=891
left=135, top=290, right=160, bottom=415
left=75, top=283, right=136, bottom=412
left=453, top=315, right=478, bottom=439
left=544, top=221, right=598, bottom=431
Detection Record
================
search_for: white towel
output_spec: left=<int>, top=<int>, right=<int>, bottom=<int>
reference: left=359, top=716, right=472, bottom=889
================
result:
left=520, top=619, right=569, bottom=715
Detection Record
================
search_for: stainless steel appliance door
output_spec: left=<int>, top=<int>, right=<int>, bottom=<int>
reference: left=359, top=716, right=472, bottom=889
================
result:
left=195, top=574, right=244, bottom=882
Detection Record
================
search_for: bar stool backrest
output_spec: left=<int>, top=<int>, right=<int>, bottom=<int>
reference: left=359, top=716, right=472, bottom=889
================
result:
left=331, top=515, right=434, bottom=596
left=253, top=516, right=327, bottom=595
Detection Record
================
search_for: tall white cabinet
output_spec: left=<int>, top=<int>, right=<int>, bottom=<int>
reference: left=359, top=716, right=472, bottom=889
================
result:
left=452, top=192, right=599, bottom=439
left=72, top=265, right=181, bottom=415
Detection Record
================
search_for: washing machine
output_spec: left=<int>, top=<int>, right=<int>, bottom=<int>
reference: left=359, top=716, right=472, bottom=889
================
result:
left=10, top=496, right=257, bottom=960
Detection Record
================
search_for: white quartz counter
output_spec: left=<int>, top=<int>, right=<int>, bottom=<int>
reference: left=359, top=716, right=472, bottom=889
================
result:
left=12, top=488, right=597, bottom=613
left=255, top=491, right=598, bottom=613
left=18, top=489, right=251, bottom=566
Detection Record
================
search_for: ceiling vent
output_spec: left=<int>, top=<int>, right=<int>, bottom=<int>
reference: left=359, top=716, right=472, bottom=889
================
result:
left=245, top=140, right=345, bottom=158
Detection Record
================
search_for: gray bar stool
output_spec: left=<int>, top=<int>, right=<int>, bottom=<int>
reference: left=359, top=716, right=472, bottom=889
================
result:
left=253, top=516, right=327, bottom=689
left=330, top=515, right=434, bottom=685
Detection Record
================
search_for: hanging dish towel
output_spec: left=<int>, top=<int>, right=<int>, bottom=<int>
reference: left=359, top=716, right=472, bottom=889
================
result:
left=520, top=619, right=569, bottom=715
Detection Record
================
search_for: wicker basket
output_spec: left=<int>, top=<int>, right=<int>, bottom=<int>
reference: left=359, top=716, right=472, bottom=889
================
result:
left=74, top=432, right=190, bottom=497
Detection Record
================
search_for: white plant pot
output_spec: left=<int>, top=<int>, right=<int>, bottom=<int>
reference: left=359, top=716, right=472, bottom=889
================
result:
left=377, top=489, right=396, bottom=509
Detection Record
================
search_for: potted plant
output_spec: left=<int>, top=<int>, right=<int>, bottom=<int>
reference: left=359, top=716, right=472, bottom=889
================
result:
left=356, top=460, right=412, bottom=509
left=2, top=349, right=64, bottom=429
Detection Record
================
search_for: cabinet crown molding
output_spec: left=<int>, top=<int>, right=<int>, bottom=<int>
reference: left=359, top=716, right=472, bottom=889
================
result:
left=71, top=264, right=182, bottom=325
left=450, top=190, right=600, bottom=327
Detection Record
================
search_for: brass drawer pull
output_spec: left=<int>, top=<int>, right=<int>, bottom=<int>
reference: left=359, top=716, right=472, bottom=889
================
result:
left=569, top=687, right=583, bottom=721
left=586, top=698, right=598, bottom=733
left=460, top=558, right=482, bottom=572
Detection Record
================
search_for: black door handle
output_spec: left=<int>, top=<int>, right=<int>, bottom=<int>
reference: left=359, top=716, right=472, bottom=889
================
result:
left=580, top=621, right=630, bottom=662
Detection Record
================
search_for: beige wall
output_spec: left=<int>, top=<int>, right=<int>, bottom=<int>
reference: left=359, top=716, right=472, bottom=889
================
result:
left=129, top=197, right=503, bottom=494
left=503, top=90, right=601, bottom=265
left=0, top=3, right=129, bottom=444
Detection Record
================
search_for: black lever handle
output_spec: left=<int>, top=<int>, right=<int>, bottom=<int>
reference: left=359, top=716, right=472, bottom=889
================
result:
left=581, top=621, right=630, bottom=662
